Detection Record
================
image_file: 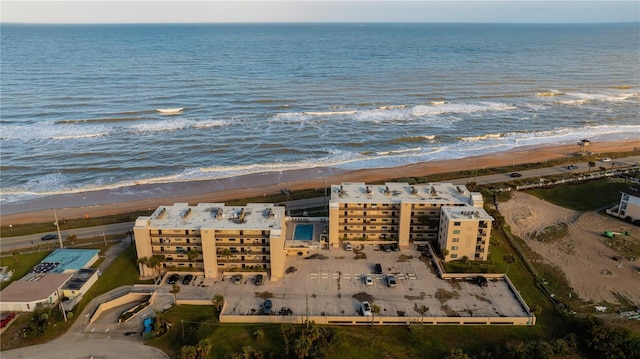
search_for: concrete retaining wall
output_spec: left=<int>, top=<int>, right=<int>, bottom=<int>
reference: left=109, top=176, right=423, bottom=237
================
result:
left=219, top=314, right=535, bottom=326
left=90, top=292, right=150, bottom=324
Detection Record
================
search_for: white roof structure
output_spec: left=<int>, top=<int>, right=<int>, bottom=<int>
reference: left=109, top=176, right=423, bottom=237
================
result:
left=330, top=182, right=474, bottom=205
left=139, top=203, right=285, bottom=230
left=441, top=206, right=493, bottom=221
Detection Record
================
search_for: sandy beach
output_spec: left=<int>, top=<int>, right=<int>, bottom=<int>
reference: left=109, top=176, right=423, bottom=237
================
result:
left=1, top=139, right=638, bottom=225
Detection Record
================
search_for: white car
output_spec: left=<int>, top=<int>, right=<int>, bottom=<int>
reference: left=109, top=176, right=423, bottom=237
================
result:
left=601, top=157, right=611, bottom=162
left=344, top=243, right=353, bottom=251
left=364, top=274, right=373, bottom=286
left=386, top=274, right=397, bottom=287
left=361, top=301, right=372, bottom=316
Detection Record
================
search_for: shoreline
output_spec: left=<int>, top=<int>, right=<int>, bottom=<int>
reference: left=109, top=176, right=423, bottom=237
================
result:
left=1, top=139, right=638, bottom=225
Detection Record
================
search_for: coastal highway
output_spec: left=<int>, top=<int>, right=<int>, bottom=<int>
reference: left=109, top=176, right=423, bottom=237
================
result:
left=2, top=155, right=638, bottom=251
left=0, top=222, right=134, bottom=252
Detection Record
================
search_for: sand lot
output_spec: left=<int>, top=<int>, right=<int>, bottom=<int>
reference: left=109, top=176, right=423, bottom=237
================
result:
left=499, top=191, right=640, bottom=305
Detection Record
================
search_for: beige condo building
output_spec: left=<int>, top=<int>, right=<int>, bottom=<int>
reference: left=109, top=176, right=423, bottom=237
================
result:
left=134, top=203, right=287, bottom=281
left=328, top=182, right=492, bottom=261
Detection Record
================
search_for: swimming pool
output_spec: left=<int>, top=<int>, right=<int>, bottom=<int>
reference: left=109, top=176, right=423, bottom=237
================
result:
left=293, top=224, right=314, bottom=241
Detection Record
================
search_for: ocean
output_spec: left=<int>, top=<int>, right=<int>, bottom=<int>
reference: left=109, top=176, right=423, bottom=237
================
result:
left=1, top=23, right=639, bottom=206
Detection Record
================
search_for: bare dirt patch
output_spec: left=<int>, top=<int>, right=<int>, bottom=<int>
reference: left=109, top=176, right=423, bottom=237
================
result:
left=435, top=288, right=460, bottom=304
left=404, top=292, right=427, bottom=301
left=500, top=191, right=640, bottom=305
left=352, top=292, right=373, bottom=302
left=255, top=291, right=274, bottom=299
left=396, top=254, right=414, bottom=262
left=305, top=254, right=328, bottom=260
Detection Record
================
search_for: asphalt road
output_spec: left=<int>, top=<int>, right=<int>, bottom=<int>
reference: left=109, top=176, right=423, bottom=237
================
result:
left=1, top=222, right=134, bottom=252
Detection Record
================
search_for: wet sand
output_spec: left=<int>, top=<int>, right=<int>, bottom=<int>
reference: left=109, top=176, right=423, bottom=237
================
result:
left=1, top=139, right=638, bottom=225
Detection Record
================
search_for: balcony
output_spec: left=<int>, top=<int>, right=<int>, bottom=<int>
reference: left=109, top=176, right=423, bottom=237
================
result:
left=217, top=258, right=270, bottom=264
left=215, top=241, right=269, bottom=247
left=214, top=232, right=268, bottom=239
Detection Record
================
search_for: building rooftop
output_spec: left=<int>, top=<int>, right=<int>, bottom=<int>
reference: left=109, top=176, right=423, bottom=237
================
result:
left=61, top=268, right=99, bottom=291
left=41, top=248, right=100, bottom=273
left=441, top=206, right=494, bottom=221
left=0, top=273, right=73, bottom=303
left=140, top=203, right=285, bottom=230
left=330, top=182, right=473, bottom=205
left=621, top=185, right=640, bottom=198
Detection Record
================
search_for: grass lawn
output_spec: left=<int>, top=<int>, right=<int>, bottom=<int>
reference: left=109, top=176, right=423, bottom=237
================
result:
left=526, top=178, right=630, bottom=211
left=0, top=251, right=50, bottom=290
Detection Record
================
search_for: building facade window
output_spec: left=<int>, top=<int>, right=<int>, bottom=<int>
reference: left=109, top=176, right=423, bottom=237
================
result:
left=452, top=238, right=460, bottom=242
left=453, top=230, right=460, bottom=234
left=450, top=254, right=458, bottom=259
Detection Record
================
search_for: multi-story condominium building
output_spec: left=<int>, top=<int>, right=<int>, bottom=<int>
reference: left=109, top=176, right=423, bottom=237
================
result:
left=328, top=182, right=491, bottom=261
left=439, top=206, right=492, bottom=261
left=608, top=185, right=640, bottom=222
left=134, top=203, right=286, bottom=281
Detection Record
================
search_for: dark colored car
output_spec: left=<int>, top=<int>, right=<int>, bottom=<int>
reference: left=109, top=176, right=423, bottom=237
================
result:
left=41, top=234, right=58, bottom=241
left=510, top=172, right=522, bottom=178
left=374, top=263, right=383, bottom=275
left=166, top=274, right=180, bottom=284
left=263, top=299, right=273, bottom=315
left=255, top=274, right=264, bottom=286
left=182, top=274, right=193, bottom=285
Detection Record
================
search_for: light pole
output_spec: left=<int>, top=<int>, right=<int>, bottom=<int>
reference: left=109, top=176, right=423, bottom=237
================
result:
left=102, top=232, right=107, bottom=246
left=54, top=210, right=64, bottom=249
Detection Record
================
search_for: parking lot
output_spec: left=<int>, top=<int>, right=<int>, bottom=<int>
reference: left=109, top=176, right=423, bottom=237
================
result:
left=164, top=244, right=531, bottom=321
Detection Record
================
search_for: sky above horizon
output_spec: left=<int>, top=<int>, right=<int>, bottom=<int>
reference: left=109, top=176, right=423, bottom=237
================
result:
left=2, top=1, right=639, bottom=24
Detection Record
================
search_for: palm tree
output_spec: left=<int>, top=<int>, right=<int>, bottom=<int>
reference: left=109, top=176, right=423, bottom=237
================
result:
left=66, top=234, right=77, bottom=248
left=179, top=345, right=197, bottom=359
left=220, top=248, right=232, bottom=269
left=195, top=339, right=212, bottom=359
left=588, top=161, right=596, bottom=173
left=503, top=254, right=516, bottom=274
left=148, top=255, right=163, bottom=273
left=416, top=305, right=429, bottom=324
left=170, top=284, right=180, bottom=304
left=211, top=294, right=225, bottom=313
left=187, top=249, right=200, bottom=266
left=371, top=304, right=381, bottom=326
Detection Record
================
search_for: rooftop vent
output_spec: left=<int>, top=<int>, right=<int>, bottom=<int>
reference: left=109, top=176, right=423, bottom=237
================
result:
left=430, top=186, right=437, bottom=196
left=156, top=208, right=166, bottom=219
left=456, top=186, right=464, bottom=194
left=182, top=208, right=192, bottom=218
left=366, top=186, right=372, bottom=194
left=237, top=208, right=246, bottom=223
left=410, top=186, right=419, bottom=195
left=338, top=185, right=347, bottom=197
left=264, top=207, right=275, bottom=218
left=384, top=186, right=391, bottom=196
left=215, top=208, right=223, bottom=219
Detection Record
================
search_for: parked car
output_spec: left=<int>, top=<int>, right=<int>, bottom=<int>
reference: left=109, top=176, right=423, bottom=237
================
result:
left=567, top=165, right=578, bottom=170
left=166, top=274, right=180, bottom=284
left=0, top=312, right=16, bottom=328
left=344, top=242, right=353, bottom=251
left=386, top=274, right=397, bottom=287
left=364, top=274, right=373, bottom=286
left=182, top=274, right=193, bottom=285
left=232, top=274, right=242, bottom=285
left=255, top=274, right=264, bottom=286
left=510, top=172, right=522, bottom=178
left=361, top=301, right=372, bottom=316
left=41, top=234, right=58, bottom=241
left=392, top=243, right=400, bottom=252
left=601, top=157, right=611, bottom=162
left=374, top=263, right=383, bottom=275
left=263, top=299, right=273, bottom=315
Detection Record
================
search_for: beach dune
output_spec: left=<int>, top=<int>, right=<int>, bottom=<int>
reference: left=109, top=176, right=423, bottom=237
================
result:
left=1, top=140, right=638, bottom=225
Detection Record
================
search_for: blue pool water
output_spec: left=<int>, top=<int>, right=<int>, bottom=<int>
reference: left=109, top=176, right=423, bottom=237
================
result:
left=293, top=224, right=314, bottom=241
